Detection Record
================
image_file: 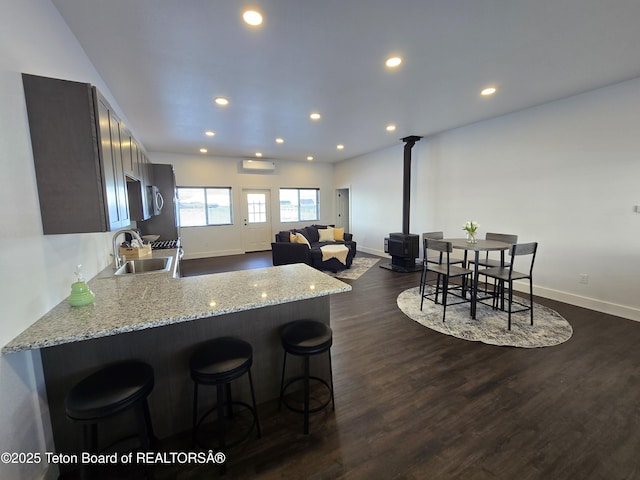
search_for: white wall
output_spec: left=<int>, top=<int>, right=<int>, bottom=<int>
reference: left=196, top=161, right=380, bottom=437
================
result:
left=336, top=78, right=640, bottom=321
left=150, top=152, right=336, bottom=259
left=332, top=144, right=408, bottom=253
left=0, top=1, right=142, bottom=478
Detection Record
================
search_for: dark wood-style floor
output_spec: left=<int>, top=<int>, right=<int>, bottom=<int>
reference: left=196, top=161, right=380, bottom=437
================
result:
left=121, top=252, right=640, bottom=479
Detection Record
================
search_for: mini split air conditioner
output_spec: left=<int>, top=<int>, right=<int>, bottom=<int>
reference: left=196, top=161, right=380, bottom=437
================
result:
left=242, top=160, right=276, bottom=172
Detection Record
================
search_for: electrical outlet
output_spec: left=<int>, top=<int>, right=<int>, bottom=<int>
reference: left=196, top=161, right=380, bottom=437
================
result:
left=579, top=274, right=589, bottom=284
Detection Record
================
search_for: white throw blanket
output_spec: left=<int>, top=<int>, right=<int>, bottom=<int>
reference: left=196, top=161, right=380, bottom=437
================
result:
left=320, top=244, right=349, bottom=264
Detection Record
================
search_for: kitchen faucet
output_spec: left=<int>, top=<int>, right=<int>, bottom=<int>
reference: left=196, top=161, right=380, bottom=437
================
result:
left=112, top=229, right=144, bottom=269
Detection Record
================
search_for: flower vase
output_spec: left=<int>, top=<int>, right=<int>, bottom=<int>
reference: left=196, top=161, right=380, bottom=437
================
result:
left=466, top=231, right=477, bottom=244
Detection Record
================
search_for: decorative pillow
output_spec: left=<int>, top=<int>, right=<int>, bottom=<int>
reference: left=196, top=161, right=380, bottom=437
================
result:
left=289, top=232, right=297, bottom=243
left=333, top=227, right=345, bottom=241
left=295, top=232, right=311, bottom=248
left=295, top=227, right=311, bottom=242
left=305, top=225, right=320, bottom=243
left=277, top=231, right=293, bottom=242
left=318, top=227, right=334, bottom=242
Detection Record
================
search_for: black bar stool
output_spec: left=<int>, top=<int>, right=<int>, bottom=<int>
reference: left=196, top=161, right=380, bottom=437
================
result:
left=279, top=319, right=335, bottom=435
left=190, top=337, right=261, bottom=472
left=65, top=360, right=156, bottom=480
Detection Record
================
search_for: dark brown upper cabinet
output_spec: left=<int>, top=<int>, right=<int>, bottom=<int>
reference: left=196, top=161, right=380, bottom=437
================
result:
left=22, top=73, right=140, bottom=234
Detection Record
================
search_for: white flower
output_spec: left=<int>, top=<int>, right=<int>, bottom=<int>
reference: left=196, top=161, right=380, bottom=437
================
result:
left=462, top=221, right=479, bottom=233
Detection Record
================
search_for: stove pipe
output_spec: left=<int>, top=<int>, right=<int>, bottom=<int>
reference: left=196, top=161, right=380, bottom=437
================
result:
left=401, top=135, right=422, bottom=234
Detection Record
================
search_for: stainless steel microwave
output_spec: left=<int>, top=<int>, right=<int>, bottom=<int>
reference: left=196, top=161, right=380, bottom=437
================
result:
left=147, top=185, right=164, bottom=216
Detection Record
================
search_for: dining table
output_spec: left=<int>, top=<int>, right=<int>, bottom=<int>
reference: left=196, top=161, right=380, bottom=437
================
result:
left=446, top=238, right=512, bottom=319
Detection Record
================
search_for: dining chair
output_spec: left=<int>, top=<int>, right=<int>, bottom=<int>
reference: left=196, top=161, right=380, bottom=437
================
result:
left=466, top=232, right=518, bottom=269
left=420, top=239, right=473, bottom=322
left=467, top=232, right=518, bottom=295
left=419, top=232, right=463, bottom=295
left=478, top=242, right=538, bottom=330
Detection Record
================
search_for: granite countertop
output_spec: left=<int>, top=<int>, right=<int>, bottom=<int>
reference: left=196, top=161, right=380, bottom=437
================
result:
left=2, top=263, right=351, bottom=354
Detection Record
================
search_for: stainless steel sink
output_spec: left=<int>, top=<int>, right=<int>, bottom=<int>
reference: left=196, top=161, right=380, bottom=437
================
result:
left=114, top=256, right=172, bottom=276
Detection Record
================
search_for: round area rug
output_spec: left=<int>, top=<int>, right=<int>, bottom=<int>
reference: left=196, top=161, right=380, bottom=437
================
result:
left=397, top=286, right=573, bottom=348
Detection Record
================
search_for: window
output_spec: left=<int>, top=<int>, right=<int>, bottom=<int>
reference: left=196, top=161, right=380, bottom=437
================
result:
left=247, top=193, right=267, bottom=223
left=177, top=187, right=232, bottom=226
left=279, top=188, right=319, bottom=222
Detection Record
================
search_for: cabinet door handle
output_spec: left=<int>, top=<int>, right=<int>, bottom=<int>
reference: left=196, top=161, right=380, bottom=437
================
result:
left=156, top=191, right=164, bottom=212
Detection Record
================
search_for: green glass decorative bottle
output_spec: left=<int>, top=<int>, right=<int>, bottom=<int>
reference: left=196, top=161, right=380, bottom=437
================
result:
left=68, top=264, right=95, bottom=307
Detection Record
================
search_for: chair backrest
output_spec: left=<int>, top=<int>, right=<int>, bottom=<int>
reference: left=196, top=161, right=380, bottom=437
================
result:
left=511, top=242, right=537, bottom=256
left=425, top=238, right=452, bottom=253
left=486, top=232, right=518, bottom=244
left=508, top=242, right=538, bottom=276
left=425, top=239, right=455, bottom=273
left=423, top=231, right=444, bottom=240
left=482, top=232, right=518, bottom=263
left=423, top=233, right=445, bottom=263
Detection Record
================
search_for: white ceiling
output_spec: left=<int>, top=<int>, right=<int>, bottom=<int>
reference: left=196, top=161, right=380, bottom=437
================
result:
left=51, top=0, right=640, bottom=163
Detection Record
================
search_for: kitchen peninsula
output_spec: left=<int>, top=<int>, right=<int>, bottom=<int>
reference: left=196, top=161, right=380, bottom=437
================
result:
left=3, top=262, right=351, bottom=455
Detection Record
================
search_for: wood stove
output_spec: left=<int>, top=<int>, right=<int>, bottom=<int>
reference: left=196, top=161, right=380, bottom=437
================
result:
left=381, top=135, right=423, bottom=273
left=385, top=233, right=420, bottom=271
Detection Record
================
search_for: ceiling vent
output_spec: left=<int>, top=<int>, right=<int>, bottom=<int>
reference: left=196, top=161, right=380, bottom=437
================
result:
left=242, top=160, right=276, bottom=172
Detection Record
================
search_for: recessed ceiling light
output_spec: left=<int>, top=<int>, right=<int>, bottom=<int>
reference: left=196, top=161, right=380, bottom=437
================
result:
left=255, top=152, right=263, bottom=157
left=481, top=86, right=497, bottom=96
left=242, top=10, right=263, bottom=26
left=214, top=96, right=229, bottom=106
left=199, top=148, right=208, bottom=153
left=306, top=156, right=314, bottom=161
left=385, top=56, right=402, bottom=68
left=205, top=131, right=215, bottom=137
left=309, top=112, right=321, bottom=120
left=275, top=138, right=284, bottom=144
left=337, top=144, right=344, bottom=150
left=386, top=124, right=397, bottom=132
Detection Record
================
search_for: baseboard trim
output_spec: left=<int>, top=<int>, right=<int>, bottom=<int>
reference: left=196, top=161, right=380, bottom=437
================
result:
left=360, top=246, right=389, bottom=258
left=182, top=249, right=244, bottom=260
left=526, top=284, right=640, bottom=322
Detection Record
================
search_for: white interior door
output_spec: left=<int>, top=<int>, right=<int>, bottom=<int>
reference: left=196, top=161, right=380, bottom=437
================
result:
left=336, top=188, right=350, bottom=231
left=242, top=189, right=272, bottom=252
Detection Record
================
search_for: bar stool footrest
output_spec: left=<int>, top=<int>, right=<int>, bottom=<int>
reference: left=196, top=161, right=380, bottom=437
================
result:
left=194, top=400, right=260, bottom=451
left=280, top=375, right=333, bottom=414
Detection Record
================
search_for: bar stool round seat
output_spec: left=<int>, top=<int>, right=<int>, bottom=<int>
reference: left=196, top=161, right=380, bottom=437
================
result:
left=190, top=337, right=261, bottom=456
left=279, top=319, right=335, bottom=435
left=65, top=361, right=156, bottom=480
left=66, top=361, right=155, bottom=421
